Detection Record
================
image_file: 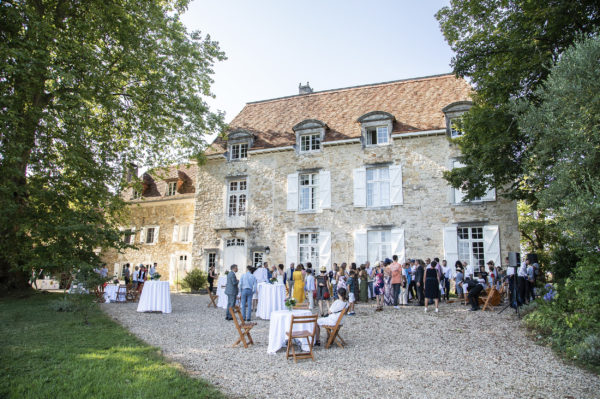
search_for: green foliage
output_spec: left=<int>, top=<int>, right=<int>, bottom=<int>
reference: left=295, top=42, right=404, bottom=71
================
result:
left=181, top=269, right=207, bottom=292
left=0, top=0, right=225, bottom=290
left=0, top=293, right=224, bottom=398
left=49, top=296, right=77, bottom=312
left=517, top=201, right=559, bottom=274
left=574, top=334, right=600, bottom=368
left=436, top=0, right=600, bottom=201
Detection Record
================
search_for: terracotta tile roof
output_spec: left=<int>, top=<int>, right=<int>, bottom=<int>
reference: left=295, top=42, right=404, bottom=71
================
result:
left=207, top=73, right=471, bottom=154
left=124, top=163, right=198, bottom=200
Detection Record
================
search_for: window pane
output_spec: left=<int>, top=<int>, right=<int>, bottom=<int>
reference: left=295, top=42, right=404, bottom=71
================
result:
left=377, top=126, right=388, bottom=144
left=239, top=180, right=246, bottom=191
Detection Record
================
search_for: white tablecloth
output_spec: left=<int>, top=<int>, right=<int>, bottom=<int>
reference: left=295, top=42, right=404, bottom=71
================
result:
left=267, top=309, right=314, bottom=354
left=36, top=279, right=60, bottom=290
left=256, top=283, right=286, bottom=320
left=216, top=276, right=229, bottom=309
left=104, top=284, right=122, bottom=303
left=137, top=281, right=172, bottom=313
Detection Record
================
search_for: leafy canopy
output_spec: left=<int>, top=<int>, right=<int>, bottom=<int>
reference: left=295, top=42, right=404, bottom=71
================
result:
left=0, top=0, right=225, bottom=290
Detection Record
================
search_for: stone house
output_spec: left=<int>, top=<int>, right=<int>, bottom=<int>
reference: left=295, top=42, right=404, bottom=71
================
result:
left=102, top=164, right=198, bottom=287
left=193, top=74, right=520, bottom=275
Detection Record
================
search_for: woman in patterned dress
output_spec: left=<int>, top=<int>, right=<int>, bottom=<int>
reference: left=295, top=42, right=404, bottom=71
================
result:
left=384, top=263, right=394, bottom=306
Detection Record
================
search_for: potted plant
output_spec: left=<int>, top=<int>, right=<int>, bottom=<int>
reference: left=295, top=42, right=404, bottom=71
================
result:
left=284, top=298, right=296, bottom=311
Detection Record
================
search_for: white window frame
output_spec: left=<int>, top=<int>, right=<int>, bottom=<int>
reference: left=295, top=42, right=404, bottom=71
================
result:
left=299, top=172, right=319, bottom=212
left=206, top=252, right=216, bottom=270
left=449, top=117, right=464, bottom=138
left=298, top=232, right=319, bottom=267
left=173, top=224, right=192, bottom=243
left=142, top=225, right=159, bottom=245
left=166, top=181, right=177, bottom=196
left=122, top=226, right=136, bottom=244
left=366, top=166, right=390, bottom=208
left=457, top=226, right=485, bottom=270
left=366, top=126, right=389, bottom=146
left=253, top=252, right=264, bottom=268
left=367, top=230, right=392, bottom=266
left=230, top=143, right=248, bottom=160
left=452, top=160, right=496, bottom=204
left=227, top=179, right=247, bottom=217
left=300, top=133, right=321, bottom=152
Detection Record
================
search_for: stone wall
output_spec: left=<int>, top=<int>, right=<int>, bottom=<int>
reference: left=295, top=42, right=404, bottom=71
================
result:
left=192, top=132, right=520, bottom=273
left=102, top=196, right=195, bottom=284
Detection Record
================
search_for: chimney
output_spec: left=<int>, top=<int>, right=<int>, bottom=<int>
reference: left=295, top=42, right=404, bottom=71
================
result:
left=298, top=82, right=313, bottom=95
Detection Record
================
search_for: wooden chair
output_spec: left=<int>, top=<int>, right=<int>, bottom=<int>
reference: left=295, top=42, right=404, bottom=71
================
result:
left=481, top=286, right=501, bottom=311
left=230, top=306, right=256, bottom=348
left=293, top=302, right=309, bottom=310
left=285, top=314, right=318, bottom=362
left=207, top=291, right=218, bottom=308
left=94, top=286, right=105, bottom=303
left=127, top=283, right=143, bottom=303
left=116, top=284, right=127, bottom=303
left=324, top=306, right=349, bottom=349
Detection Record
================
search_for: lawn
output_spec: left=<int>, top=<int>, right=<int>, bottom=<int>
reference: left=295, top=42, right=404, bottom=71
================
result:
left=0, top=292, right=224, bottom=399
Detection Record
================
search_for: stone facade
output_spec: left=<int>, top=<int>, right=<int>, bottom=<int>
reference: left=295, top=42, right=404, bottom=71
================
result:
left=192, top=133, right=520, bottom=274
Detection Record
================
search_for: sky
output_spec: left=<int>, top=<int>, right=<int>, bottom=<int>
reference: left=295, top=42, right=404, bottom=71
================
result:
left=181, top=0, right=454, bottom=123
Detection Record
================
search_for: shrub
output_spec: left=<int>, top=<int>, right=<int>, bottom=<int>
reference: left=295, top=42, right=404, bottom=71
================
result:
left=49, top=296, right=77, bottom=312
left=181, top=269, right=207, bottom=292
left=575, top=334, right=600, bottom=367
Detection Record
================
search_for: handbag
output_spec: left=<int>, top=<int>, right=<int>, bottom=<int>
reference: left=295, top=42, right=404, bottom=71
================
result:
left=323, top=292, right=330, bottom=299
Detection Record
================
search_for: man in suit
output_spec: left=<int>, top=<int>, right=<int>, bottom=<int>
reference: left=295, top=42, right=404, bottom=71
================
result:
left=225, top=264, right=239, bottom=320
left=464, top=277, right=484, bottom=311
left=415, top=260, right=425, bottom=306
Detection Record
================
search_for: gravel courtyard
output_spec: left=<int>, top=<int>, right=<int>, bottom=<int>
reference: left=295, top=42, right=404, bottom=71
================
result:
left=102, top=294, right=600, bottom=399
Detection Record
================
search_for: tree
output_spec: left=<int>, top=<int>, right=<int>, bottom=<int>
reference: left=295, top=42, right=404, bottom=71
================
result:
left=436, top=0, right=600, bottom=202
left=0, top=0, right=225, bottom=290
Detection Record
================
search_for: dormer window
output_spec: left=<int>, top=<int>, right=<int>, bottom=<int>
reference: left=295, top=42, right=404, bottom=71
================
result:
left=166, top=181, right=177, bottom=196
left=226, top=129, right=254, bottom=161
left=230, top=143, right=248, bottom=160
left=293, top=119, right=326, bottom=154
left=442, top=101, right=472, bottom=139
left=357, top=111, right=394, bottom=147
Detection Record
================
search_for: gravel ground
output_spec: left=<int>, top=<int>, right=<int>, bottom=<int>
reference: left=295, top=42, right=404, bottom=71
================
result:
left=102, top=295, right=600, bottom=399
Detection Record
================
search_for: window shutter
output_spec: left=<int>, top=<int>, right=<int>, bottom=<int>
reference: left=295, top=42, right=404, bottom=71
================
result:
left=318, top=170, right=331, bottom=210
left=389, top=164, right=403, bottom=205
left=169, top=254, right=177, bottom=285
left=287, top=173, right=298, bottom=211
left=353, top=230, right=367, bottom=264
left=483, top=225, right=501, bottom=266
left=172, top=224, right=179, bottom=242
left=153, top=226, right=160, bottom=244
left=139, top=227, right=146, bottom=243
left=443, top=226, right=459, bottom=269
left=353, top=167, right=366, bottom=207
left=187, top=224, right=194, bottom=243
left=453, top=160, right=467, bottom=204
left=285, top=232, right=298, bottom=266
left=319, top=231, right=331, bottom=270
left=391, top=228, right=405, bottom=263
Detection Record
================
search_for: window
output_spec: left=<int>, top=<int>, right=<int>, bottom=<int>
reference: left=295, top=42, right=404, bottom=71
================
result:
left=298, top=233, right=319, bottom=267
left=299, top=173, right=319, bottom=211
left=166, top=181, right=177, bottom=196
left=226, top=238, right=245, bottom=247
left=230, top=143, right=248, bottom=160
left=458, top=226, right=485, bottom=269
left=366, top=167, right=390, bottom=207
left=207, top=252, right=216, bottom=269
left=253, top=252, right=264, bottom=268
left=179, top=255, right=189, bottom=273
left=174, top=224, right=191, bottom=243
left=366, top=126, right=389, bottom=145
left=452, top=160, right=495, bottom=203
left=145, top=227, right=156, bottom=244
left=449, top=118, right=464, bottom=138
left=123, top=228, right=135, bottom=244
left=367, top=230, right=391, bottom=265
left=227, top=179, right=247, bottom=217
left=300, top=134, right=321, bottom=152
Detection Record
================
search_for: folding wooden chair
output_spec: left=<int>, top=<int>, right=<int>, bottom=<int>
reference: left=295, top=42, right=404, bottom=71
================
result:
left=285, top=314, right=318, bottom=362
left=116, top=284, right=127, bottom=303
left=230, top=306, right=256, bottom=348
left=128, top=283, right=144, bottom=303
left=324, top=306, right=349, bottom=349
left=207, top=292, right=218, bottom=308
left=481, top=286, right=501, bottom=311
left=293, top=302, right=309, bottom=310
left=94, top=286, right=105, bottom=303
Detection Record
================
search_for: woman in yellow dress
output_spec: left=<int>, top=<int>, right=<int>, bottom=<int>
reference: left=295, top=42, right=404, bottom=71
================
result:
left=293, top=264, right=306, bottom=304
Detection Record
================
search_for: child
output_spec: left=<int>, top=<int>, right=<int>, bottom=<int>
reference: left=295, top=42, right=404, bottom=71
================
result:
left=347, top=270, right=357, bottom=315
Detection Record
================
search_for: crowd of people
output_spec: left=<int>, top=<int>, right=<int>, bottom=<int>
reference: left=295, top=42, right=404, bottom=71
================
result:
left=114, top=262, right=157, bottom=288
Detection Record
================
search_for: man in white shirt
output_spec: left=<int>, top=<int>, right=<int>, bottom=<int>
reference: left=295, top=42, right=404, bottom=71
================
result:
left=464, top=261, right=474, bottom=280
left=305, top=271, right=316, bottom=310
left=518, top=260, right=528, bottom=304
left=132, top=265, right=139, bottom=288
left=253, top=263, right=268, bottom=284
left=149, top=263, right=156, bottom=277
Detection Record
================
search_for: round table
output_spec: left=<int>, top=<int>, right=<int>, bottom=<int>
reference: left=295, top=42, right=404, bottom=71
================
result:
left=256, top=282, right=286, bottom=320
left=137, top=281, right=172, bottom=313
left=267, top=309, right=314, bottom=354
left=216, top=276, right=229, bottom=309
left=103, top=284, right=125, bottom=303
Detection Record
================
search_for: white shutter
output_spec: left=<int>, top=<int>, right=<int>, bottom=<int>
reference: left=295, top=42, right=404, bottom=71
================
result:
left=389, top=164, right=403, bottom=205
left=153, top=226, right=160, bottom=244
left=483, top=225, right=501, bottom=266
left=353, top=167, right=366, bottom=207
left=187, top=224, right=194, bottom=243
left=354, top=230, right=367, bottom=264
left=172, top=224, right=179, bottom=242
left=481, top=187, right=496, bottom=202
left=318, top=170, right=331, bottom=210
left=287, top=173, right=299, bottom=211
left=453, top=160, right=466, bottom=203
left=319, top=231, right=331, bottom=270
left=169, top=254, right=177, bottom=285
left=443, top=226, right=459, bottom=269
left=285, top=232, right=298, bottom=266
left=391, top=228, right=405, bottom=263
left=139, top=227, right=146, bottom=243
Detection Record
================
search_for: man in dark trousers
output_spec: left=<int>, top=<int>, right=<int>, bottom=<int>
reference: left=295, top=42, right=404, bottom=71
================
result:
left=464, top=277, right=484, bottom=311
left=224, top=264, right=239, bottom=320
left=415, top=260, right=425, bottom=306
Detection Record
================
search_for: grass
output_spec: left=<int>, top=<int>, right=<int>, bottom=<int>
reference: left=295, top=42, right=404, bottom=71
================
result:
left=0, top=292, right=225, bottom=399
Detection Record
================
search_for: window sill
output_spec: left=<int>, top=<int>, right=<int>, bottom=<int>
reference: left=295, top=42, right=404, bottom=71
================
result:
left=298, top=210, right=318, bottom=214
left=228, top=158, right=248, bottom=162
left=365, top=205, right=393, bottom=210
left=453, top=200, right=496, bottom=206
left=364, top=143, right=391, bottom=148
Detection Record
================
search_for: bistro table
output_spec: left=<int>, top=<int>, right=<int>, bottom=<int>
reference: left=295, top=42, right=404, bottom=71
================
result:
left=256, top=282, right=286, bottom=320
left=267, top=309, right=314, bottom=354
left=137, top=280, right=172, bottom=313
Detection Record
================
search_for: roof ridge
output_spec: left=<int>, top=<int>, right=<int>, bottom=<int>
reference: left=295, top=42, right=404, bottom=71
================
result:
left=244, top=73, right=456, bottom=105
